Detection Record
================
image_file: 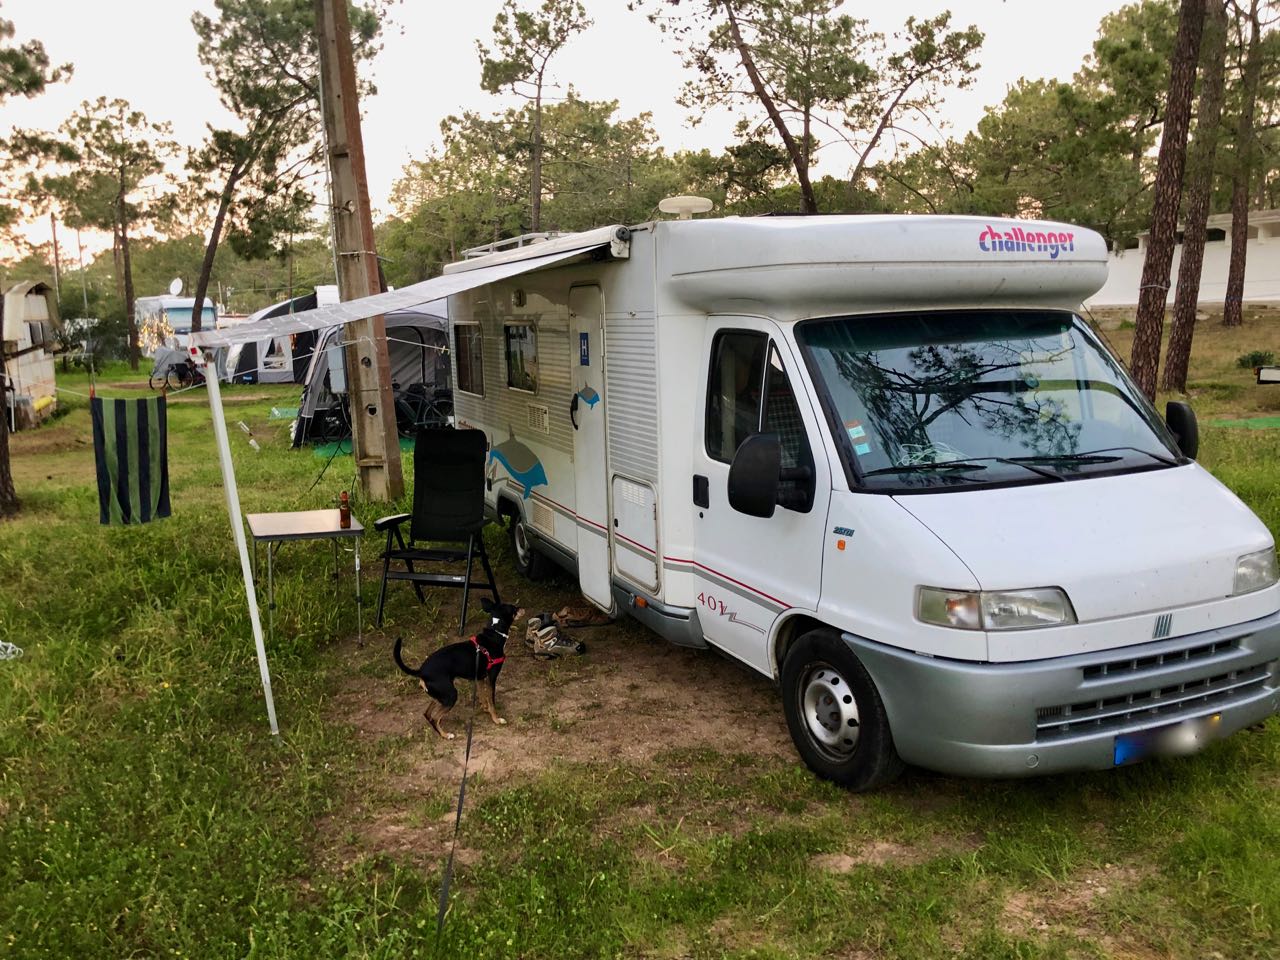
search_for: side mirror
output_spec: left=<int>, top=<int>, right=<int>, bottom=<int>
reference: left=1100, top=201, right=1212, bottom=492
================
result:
left=1165, top=401, right=1198, bottom=460
left=728, top=433, right=781, bottom=518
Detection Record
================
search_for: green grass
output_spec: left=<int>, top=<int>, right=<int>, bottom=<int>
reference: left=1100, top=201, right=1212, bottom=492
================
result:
left=2, top=348, right=1280, bottom=958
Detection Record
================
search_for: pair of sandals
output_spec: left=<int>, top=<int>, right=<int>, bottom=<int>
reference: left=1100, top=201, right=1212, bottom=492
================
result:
left=525, top=612, right=587, bottom=659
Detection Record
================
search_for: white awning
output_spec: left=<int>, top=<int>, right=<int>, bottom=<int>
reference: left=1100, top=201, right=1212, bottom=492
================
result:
left=191, top=233, right=622, bottom=348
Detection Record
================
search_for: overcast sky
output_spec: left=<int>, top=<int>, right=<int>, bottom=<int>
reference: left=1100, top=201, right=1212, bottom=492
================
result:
left=1, top=0, right=1132, bottom=259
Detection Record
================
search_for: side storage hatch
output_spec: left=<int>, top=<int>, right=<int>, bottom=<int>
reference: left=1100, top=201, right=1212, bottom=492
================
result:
left=612, top=476, right=659, bottom=591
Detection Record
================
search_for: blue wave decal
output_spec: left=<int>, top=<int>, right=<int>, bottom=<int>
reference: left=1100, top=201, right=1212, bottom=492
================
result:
left=577, top=384, right=600, bottom=408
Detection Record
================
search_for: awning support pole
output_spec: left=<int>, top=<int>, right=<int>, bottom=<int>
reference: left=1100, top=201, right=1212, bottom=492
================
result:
left=202, top=355, right=279, bottom=735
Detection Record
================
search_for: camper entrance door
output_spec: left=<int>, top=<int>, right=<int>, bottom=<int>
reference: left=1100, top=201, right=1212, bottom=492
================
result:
left=569, top=285, right=614, bottom=612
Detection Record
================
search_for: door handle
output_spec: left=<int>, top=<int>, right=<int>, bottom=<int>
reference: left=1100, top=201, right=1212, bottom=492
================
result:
left=693, top=474, right=709, bottom=508
left=570, top=392, right=580, bottom=430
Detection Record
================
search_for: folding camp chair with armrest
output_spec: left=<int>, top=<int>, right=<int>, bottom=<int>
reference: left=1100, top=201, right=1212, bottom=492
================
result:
left=374, top=428, right=501, bottom=633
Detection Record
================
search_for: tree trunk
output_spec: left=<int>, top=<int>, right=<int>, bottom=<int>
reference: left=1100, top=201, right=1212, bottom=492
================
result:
left=190, top=174, right=239, bottom=337
left=531, top=82, right=543, bottom=232
left=1162, top=0, right=1229, bottom=393
left=0, top=333, right=17, bottom=518
left=1129, top=0, right=1205, bottom=400
left=119, top=203, right=139, bottom=371
left=722, top=0, right=817, bottom=214
left=111, top=221, right=125, bottom=306
left=1222, top=0, right=1262, bottom=328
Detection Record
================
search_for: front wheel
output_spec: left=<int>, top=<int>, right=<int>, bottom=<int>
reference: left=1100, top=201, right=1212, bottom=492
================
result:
left=165, top=364, right=193, bottom=390
left=508, top=513, right=551, bottom=581
left=780, top=630, right=904, bottom=791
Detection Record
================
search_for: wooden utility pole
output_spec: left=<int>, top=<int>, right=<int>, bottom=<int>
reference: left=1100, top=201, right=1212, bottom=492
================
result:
left=48, top=212, right=62, bottom=305
left=315, top=0, right=403, bottom=500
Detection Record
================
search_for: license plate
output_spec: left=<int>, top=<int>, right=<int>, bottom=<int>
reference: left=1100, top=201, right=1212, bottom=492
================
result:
left=1113, top=713, right=1223, bottom=766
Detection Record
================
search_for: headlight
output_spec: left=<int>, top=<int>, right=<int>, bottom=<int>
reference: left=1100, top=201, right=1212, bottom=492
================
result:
left=917, top=586, right=1077, bottom=630
left=1233, top=547, right=1279, bottom=596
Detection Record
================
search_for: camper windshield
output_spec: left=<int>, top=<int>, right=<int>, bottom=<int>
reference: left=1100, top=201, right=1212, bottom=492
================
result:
left=797, top=310, right=1181, bottom=492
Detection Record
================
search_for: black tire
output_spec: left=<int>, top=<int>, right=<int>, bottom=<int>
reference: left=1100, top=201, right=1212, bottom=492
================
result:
left=780, top=630, right=904, bottom=791
left=508, top=512, right=551, bottom=581
left=165, top=365, right=192, bottom=390
left=148, top=371, right=164, bottom=391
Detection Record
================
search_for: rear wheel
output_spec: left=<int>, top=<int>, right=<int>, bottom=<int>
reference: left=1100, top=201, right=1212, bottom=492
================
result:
left=165, top=364, right=192, bottom=390
left=508, top=512, right=551, bottom=581
left=780, top=630, right=904, bottom=791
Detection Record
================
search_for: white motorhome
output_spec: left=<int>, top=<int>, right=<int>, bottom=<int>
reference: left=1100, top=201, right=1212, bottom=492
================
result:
left=442, top=214, right=1280, bottom=789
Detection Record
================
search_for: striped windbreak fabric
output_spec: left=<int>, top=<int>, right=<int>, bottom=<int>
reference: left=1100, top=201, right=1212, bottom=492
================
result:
left=91, top=396, right=171, bottom=525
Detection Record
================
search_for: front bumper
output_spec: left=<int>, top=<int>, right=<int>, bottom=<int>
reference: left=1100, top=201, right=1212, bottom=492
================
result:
left=849, top=610, right=1280, bottom=778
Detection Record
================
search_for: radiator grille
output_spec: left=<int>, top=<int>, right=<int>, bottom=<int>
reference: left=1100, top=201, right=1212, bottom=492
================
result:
left=1081, top=638, right=1238, bottom=680
left=1036, top=661, right=1274, bottom=740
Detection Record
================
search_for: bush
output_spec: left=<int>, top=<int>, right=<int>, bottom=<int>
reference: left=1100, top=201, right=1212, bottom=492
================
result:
left=1236, top=350, right=1276, bottom=369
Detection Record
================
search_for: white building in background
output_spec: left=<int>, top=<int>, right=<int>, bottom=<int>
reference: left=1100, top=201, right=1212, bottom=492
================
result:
left=1087, top=209, right=1280, bottom=308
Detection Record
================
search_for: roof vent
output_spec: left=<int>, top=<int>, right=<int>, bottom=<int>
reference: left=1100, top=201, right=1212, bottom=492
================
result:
left=658, top=195, right=713, bottom=220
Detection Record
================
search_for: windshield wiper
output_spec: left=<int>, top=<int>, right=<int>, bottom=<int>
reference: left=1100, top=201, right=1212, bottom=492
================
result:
left=1077, top=446, right=1179, bottom=466
left=862, top=457, right=1066, bottom=483
left=1007, top=453, right=1122, bottom=465
left=861, top=461, right=989, bottom=478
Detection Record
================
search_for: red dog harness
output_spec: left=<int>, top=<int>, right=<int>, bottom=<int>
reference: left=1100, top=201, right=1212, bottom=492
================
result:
left=470, top=635, right=505, bottom=670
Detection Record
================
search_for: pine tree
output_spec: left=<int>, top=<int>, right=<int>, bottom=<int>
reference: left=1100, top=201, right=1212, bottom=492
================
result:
left=1162, top=1, right=1229, bottom=392
left=1129, top=0, right=1206, bottom=399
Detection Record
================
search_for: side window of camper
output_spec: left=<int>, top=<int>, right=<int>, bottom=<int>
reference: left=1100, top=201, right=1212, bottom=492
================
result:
left=505, top=324, right=538, bottom=392
left=456, top=324, right=485, bottom=396
left=706, top=331, right=767, bottom=463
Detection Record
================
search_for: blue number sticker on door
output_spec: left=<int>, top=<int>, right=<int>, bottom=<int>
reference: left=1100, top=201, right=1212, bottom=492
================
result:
left=579, top=332, right=590, bottom=366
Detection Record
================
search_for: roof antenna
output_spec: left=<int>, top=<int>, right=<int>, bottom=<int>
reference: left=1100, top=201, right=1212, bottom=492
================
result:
left=659, top=195, right=714, bottom=221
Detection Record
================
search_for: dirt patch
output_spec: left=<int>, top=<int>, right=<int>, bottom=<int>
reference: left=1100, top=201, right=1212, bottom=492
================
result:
left=318, top=579, right=793, bottom=867
left=998, top=864, right=1157, bottom=955
left=9, top=418, right=89, bottom=457
left=813, top=833, right=979, bottom=873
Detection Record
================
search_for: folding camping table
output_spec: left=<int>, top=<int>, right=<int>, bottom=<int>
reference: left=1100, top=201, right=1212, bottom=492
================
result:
left=246, top=509, right=364, bottom=647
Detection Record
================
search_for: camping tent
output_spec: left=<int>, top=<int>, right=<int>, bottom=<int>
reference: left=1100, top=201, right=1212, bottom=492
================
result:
left=188, top=226, right=630, bottom=733
left=223, top=293, right=322, bottom=384
left=292, top=300, right=450, bottom=446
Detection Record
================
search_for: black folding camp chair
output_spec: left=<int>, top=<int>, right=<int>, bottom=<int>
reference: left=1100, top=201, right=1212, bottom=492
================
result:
left=374, top=428, right=500, bottom=633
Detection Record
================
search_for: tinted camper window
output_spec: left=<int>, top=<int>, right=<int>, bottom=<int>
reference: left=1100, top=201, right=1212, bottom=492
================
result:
left=456, top=324, right=484, bottom=396
left=505, top=324, right=538, bottom=392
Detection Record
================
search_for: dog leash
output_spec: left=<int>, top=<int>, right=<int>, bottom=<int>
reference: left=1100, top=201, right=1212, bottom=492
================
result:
left=436, top=640, right=481, bottom=938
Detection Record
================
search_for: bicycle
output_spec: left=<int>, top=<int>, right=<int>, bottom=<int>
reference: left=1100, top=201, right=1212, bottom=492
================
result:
left=394, top=383, right=454, bottom=438
left=148, top=357, right=206, bottom=392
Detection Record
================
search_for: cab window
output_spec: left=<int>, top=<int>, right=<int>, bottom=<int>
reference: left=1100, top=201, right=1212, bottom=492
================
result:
left=763, top=344, right=815, bottom=511
left=706, top=331, right=815, bottom=512
left=706, top=331, right=766, bottom=463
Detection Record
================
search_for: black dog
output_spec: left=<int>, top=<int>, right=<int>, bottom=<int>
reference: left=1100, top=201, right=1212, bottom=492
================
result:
left=393, top=598, right=524, bottom=740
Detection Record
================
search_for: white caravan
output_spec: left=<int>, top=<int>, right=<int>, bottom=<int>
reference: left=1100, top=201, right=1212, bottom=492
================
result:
left=444, top=215, right=1280, bottom=789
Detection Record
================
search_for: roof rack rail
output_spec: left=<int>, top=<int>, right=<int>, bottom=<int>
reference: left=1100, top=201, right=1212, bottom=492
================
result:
left=462, top=232, right=567, bottom=259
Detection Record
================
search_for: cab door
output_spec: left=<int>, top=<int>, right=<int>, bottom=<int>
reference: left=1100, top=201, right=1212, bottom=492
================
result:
left=690, top=318, right=830, bottom=675
left=569, top=284, right=614, bottom=612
